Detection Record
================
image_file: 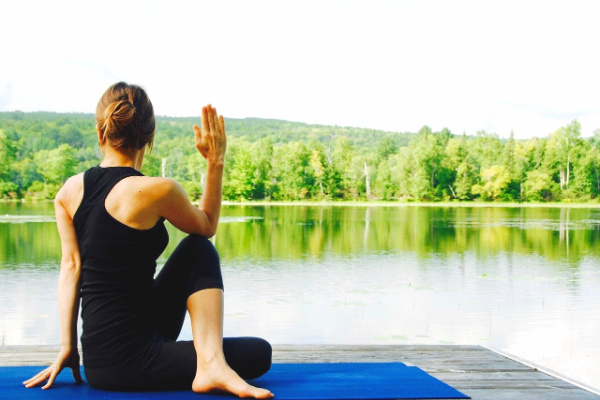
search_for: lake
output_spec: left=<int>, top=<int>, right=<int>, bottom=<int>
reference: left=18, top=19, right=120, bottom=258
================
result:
left=1, top=202, right=599, bottom=391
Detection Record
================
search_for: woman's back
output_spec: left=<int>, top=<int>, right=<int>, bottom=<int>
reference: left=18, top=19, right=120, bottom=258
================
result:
left=73, top=166, right=169, bottom=368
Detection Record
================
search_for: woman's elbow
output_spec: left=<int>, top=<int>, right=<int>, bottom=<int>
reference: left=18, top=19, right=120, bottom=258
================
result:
left=199, top=225, right=217, bottom=238
left=193, top=216, right=218, bottom=238
left=60, top=257, right=81, bottom=274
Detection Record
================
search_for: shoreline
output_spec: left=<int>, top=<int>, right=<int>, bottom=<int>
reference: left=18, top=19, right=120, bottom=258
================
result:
left=4, top=198, right=600, bottom=209
left=220, top=200, right=600, bottom=209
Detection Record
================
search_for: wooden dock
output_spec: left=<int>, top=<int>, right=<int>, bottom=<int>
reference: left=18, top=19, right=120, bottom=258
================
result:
left=1, top=344, right=598, bottom=399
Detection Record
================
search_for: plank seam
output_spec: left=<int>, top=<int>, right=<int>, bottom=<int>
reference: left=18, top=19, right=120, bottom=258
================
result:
left=484, top=345, right=600, bottom=396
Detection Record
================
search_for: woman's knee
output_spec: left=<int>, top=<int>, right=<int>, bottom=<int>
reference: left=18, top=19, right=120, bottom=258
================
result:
left=179, top=235, right=223, bottom=294
left=180, top=234, right=216, bottom=251
left=223, top=337, right=272, bottom=380
left=177, top=235, right=220, bottom=265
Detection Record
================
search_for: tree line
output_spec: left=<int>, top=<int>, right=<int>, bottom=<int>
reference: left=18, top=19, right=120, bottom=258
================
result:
left=1, top=111, right=600, bottom=202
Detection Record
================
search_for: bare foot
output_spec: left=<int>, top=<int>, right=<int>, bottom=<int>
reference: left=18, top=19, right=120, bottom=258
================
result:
left=192, top=356, right=273, bottom=399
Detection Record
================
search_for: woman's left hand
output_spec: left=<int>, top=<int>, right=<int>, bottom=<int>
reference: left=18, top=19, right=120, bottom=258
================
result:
left=23, top=347, right=83, bottom=389
left=193, top=104, right=227, bottom=165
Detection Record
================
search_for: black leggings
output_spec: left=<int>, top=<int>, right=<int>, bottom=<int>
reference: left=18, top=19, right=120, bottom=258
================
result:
left=84, top=235, right=272, bottom=391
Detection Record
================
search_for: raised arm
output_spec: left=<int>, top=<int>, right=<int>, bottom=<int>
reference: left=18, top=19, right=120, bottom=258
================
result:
left=159, top=105, right=226, bottom=237
left=24, top=180, right=84, bottom=389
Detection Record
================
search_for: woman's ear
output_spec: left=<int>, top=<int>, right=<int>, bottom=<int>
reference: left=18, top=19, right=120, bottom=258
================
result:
left=96, top=124, right=104, bottom=146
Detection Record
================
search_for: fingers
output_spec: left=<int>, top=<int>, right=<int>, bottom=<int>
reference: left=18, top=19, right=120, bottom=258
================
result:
left=201, top=106, right=210, bottom=134
left=23, top=368, right=44, bottom=386
left=193, top=123, right=208, bottom=157
left=193, top=124, right=203, bottom=144
left=219, top=115, right=225, bottom=135
left=23, top=351, right=81, bottom=389
left=42, top=370, right=57, bottom=390
left=193, top=124, right=201, bottom=136
left=23, top=368, right=51, bottom=388
left=201, top=104, right=223, bottom=135
left=207, top=105, right=217, bottom=134
left=197, top=104, right=226, bottom=161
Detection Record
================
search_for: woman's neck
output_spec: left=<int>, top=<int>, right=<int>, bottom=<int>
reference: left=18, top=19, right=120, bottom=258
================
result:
left=99, top=147, right=145, bottom=170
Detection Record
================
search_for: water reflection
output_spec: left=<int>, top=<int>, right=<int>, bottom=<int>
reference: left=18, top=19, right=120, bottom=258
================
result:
left=210, top=206, right=600, bottom=267
left=0, top=203, right=599, bottom=391
left=3, top=204, right=600, bottom=268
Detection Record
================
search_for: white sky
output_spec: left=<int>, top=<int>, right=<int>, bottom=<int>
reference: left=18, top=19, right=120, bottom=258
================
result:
left=1, top=0, right=599, bottom=139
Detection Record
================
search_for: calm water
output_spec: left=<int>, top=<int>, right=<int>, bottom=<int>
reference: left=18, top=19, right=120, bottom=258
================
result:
left=1, top=203, right=599, bottom=391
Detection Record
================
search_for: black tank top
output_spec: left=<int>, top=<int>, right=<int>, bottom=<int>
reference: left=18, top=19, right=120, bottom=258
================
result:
left=73, top=166, right=169, bottom=368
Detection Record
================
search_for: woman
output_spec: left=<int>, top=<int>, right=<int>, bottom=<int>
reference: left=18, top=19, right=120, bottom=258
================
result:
left=23, top=82, right=273, bottom=398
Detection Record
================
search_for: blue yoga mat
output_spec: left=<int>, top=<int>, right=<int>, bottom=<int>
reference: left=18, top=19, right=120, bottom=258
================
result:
left=1, top=363, right=470, bottom=399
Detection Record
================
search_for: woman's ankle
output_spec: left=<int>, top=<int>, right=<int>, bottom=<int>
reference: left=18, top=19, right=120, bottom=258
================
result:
left=196, top=349, right=226, bottom=366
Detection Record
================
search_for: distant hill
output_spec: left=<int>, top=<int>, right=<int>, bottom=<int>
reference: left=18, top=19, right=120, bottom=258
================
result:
left=0, top=111, right=417, bottom=150
left=158, top=115, right=418, bottom=150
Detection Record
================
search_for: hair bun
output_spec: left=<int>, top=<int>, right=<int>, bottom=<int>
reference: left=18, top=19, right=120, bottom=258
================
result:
left=96, top=82, right=155, bottom=151
left=102, top=100, right=136, bottom=137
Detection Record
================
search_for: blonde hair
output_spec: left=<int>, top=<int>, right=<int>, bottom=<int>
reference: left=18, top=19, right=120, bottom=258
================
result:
left=95, top=82, right=155, bottom=151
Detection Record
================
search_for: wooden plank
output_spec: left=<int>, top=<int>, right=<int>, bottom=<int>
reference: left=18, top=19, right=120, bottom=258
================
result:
left=1, top=344, right=598, bottom=400
left=460, top=388, right=599, bottom=400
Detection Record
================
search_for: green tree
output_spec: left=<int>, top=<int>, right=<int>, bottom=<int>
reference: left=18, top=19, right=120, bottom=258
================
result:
left=454, top=160, right=478, bottom=200
left=523, top=170, right=554, bottom=201
left=402, top=126, right=445, bottom=200
left=375, top=137, right=398, bottom=163
left=570, top=141, right=600, bottom=199
left=444, top=134, right=477, bottom=200
left=472, top=165, right=511, bottom=201
left=522, top=137, right=548, bottom=173
left=322, top=154, right=344, bottom=200
left=224, top=139, right=255, bottom=200
left=222, top=138, right=274, bottom=200
left=75, top=146, right=102, bottom=173
left=251, top=138, right=275, bottom=199
left=309, top=148, right=326, bottom=198
left=372, top=157, right=400, bottom=200
left=547, top=120, right=582, bottom=193
left=272, top=141, right=312, bottom=200
left=470, top=130, right=502, bottom=170
left=586, top=132, right=600, bottom=197
left=140, top=151, right=161, bottom=177
left=13, top=157, right=40, bottom=194
left=33, top=143, right=77, bottom=186
left=499, top=131, right=529, bottom=200
left=0, top=181, right=18, bottom=199
left=0, top=129, right=19, bottom=180
left=346, top=153, right=372, bottom=199
left=305, top=141, right=344, bottom=199
left=331, top=137, right=357, bottom=198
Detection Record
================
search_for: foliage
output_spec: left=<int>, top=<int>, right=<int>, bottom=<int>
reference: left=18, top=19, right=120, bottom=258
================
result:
left=472, top=165, right=511, bottom=201
left=0, top=181, right=18, bottom=199
left=1, top=111, right=599, bottom=202
left=522, top=170, right=553, bottom=201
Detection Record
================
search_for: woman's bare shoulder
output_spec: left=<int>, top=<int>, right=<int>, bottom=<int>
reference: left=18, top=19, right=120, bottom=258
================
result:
left=111, top=176, right=187, bottom=214
left=126, top=175, right=181, bottom=198
left=55, top=173, right=84, bottom=218
left=64, top=173, right=84, bottom=187
left=112, top=176, right=194, bottom=229
left=128, top=176, right=195, bottom=213
left=56, top=173, right=84, bottom=199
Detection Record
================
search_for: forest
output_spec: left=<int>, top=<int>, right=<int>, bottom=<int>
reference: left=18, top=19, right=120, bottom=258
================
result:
left=1, top=111, right=600, bottom=203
